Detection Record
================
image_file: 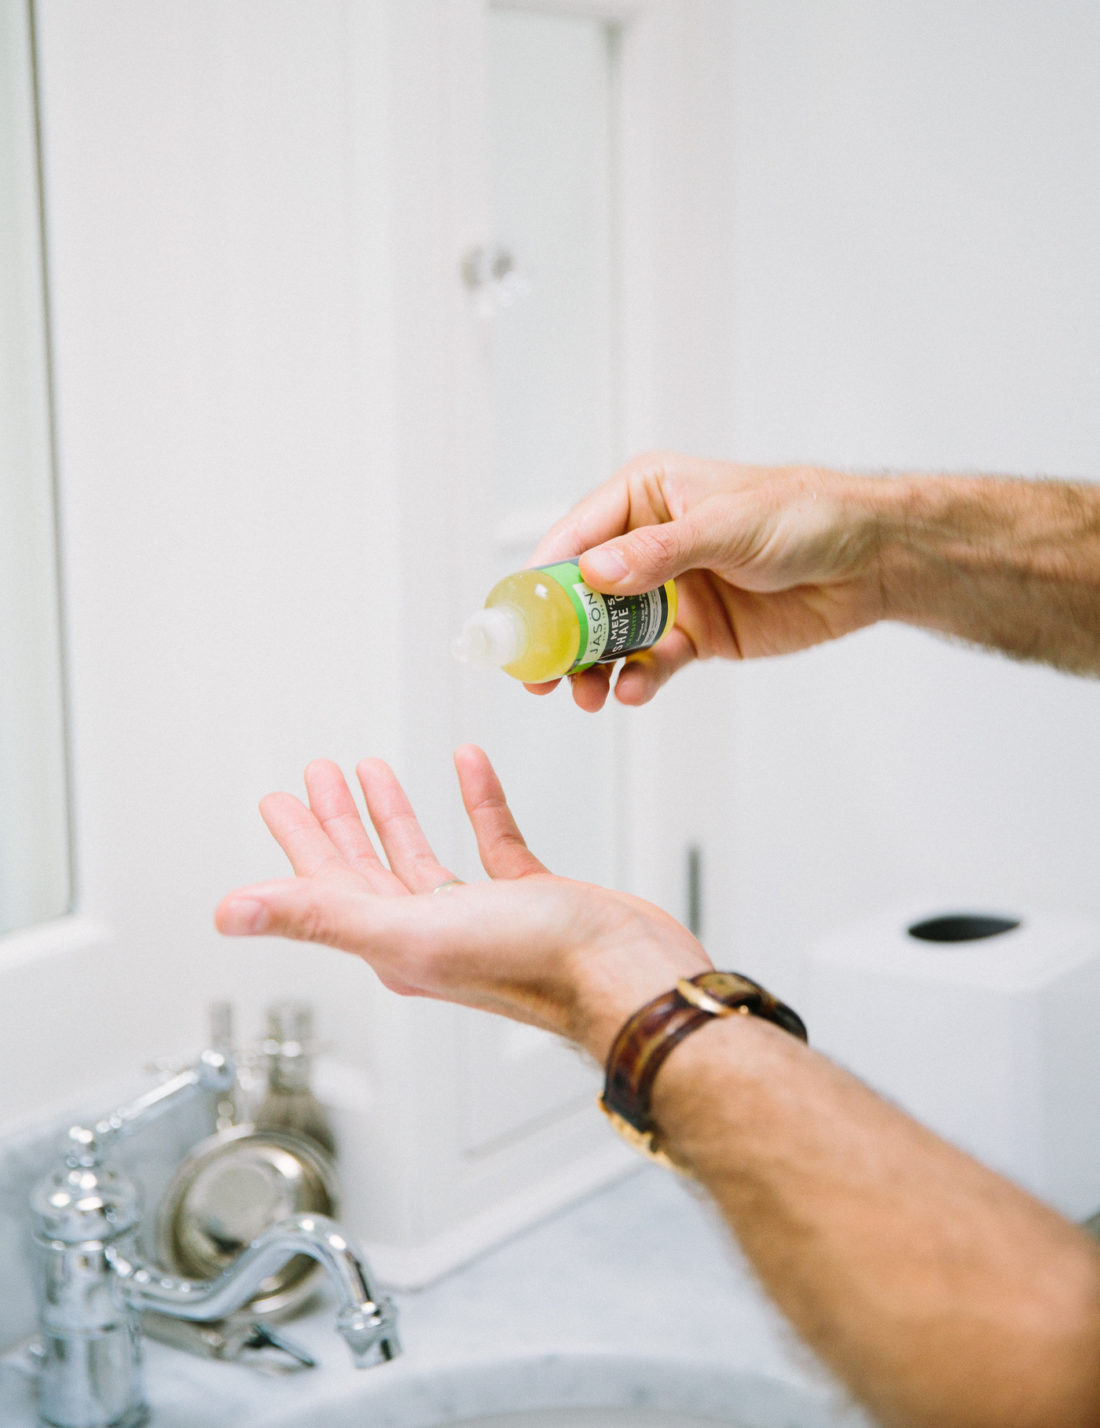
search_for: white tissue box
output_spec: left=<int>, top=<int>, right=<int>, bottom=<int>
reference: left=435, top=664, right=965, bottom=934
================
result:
left=802, top=908, right=1100, bottom=1219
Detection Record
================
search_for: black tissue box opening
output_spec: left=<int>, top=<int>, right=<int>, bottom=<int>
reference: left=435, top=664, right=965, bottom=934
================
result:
left=907, top=913, right=1021, bottom=944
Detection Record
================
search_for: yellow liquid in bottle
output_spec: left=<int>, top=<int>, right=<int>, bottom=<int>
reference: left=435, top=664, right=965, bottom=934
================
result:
left=487, top=569, right=581, bottom=683
left=481, top=565, right=678, bottom=683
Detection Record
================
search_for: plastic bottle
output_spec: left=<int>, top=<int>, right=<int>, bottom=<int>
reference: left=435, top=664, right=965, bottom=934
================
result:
left=453, top=558, right=677, bottom=683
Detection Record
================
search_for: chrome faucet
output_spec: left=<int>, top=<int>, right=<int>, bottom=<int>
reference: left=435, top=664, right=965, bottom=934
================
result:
left=30, top=1050, right=399, bottom=1428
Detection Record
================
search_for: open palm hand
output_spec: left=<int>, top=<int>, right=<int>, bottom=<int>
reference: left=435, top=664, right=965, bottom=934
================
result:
left=216, top=744, right=709, bottom=1061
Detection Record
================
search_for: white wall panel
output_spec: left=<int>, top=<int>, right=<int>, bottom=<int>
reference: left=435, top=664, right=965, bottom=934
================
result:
left=721, top=1, right=1100, bottom=994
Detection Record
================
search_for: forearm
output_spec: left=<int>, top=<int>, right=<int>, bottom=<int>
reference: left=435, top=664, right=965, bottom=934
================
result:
left=872, top=473, right=1100, bottom=673
left=651, top=1014, right=1100, bottom=1428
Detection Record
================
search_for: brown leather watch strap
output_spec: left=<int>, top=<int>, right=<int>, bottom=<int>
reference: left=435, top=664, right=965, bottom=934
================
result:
left=601, top=987, right=711, bottom=1135
left=599, top=971, right=807, bottom=1149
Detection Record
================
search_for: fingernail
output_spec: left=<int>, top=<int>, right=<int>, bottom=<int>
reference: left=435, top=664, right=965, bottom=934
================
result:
left=582, top=548, right=628, bottom=584
left=221, top=898, right=270, bottom=935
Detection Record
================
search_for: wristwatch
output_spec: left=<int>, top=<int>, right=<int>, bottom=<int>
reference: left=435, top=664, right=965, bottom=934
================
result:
left=599, top=970, right=808, bottom=1168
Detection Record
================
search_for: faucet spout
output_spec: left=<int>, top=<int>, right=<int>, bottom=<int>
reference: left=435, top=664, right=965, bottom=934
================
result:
left=114, top=1212, right=400, bottom=1367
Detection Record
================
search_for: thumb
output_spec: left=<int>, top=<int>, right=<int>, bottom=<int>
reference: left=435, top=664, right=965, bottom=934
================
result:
left=216, top=878, right=372, bottom=950
left=578, top=514, right=718, bottom=594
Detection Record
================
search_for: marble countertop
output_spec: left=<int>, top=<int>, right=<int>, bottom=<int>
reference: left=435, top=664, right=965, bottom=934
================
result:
left=0, top=1167, right=874, bottom=1427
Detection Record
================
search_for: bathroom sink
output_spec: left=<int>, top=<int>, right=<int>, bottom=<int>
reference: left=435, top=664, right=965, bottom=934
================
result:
left=251, top=1352, right=870, bottom=1428
left=263, top=1395, right=744, bottom=1427
left=231, top=1168, right=876, bottom=1428
left=450, top=1411, right=726, bottom=1426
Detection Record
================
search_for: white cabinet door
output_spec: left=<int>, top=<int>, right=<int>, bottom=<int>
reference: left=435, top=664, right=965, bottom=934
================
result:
left=358, top=0, right=736, bottom=1275
left=449, top=2, right=682, bottom=1152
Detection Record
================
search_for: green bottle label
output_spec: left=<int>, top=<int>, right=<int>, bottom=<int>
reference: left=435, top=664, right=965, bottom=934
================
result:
left=538, top=560, right=671, bottom=673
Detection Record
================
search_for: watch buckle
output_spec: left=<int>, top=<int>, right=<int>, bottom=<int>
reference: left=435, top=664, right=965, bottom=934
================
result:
left=598, top=1100, right=678, bottom=1169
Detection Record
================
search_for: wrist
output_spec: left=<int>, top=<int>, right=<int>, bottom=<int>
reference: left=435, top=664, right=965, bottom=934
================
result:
left=867, top=471, right=1076, bottom=631
left=597, top=971, right=807, bottom=1169
left=570, top=969, right=701, bottom=1066
left=854, top=471, right=939, bottom=627
left=565, top=935, right=714, bottom=1065
left=795, top=467, right=910, bottom=631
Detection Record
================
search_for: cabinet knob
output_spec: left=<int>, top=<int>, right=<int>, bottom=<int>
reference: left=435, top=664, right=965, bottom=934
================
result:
left=460, top=244, right=531, bottom=319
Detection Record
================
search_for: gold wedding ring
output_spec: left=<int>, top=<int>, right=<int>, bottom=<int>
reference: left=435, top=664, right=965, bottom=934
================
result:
left=432, top=879, right=465, bottom=893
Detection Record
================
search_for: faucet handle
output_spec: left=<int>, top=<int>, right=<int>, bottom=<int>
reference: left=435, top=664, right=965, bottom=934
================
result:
left=36, top=1051, right=239, bottom=1245
left=142, top=1311, right=320, bottom=1369
left=64, top=1050, right=236, bottom=1169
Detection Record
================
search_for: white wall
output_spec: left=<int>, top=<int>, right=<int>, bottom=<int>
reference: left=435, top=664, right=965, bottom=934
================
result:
left=713, top=1, right=1100, bottom=996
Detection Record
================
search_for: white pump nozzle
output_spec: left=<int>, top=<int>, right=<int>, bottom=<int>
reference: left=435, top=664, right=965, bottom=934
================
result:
left=452, top=606, right=526, bottom=669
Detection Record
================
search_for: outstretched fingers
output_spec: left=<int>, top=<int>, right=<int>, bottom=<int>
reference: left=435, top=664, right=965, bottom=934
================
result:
left=356, top=758, right=460, bottom=894
left=303, top=759, right=403, bottom=894
left=453, top=744, right=549, bottom=880
left=258, top=791, right=360, bottom=883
